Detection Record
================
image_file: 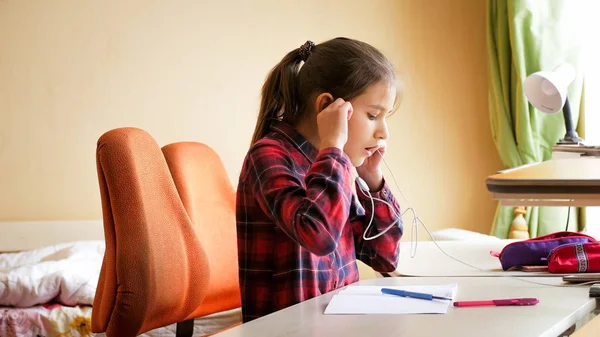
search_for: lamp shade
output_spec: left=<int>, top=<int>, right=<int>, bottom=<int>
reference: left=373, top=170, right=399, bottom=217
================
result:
left=523, top=63, right=575, bottom=114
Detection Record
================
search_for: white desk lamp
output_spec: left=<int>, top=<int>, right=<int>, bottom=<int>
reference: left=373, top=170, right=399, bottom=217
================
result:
left=524, top=63, right=583, bottom=144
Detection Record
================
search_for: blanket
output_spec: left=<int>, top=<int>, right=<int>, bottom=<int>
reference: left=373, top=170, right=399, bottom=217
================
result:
left=0, top=241, right=104, bottom=307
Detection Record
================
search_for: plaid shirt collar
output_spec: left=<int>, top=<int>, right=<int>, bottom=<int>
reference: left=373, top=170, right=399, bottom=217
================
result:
left=269, top=120, right=318, bottom=163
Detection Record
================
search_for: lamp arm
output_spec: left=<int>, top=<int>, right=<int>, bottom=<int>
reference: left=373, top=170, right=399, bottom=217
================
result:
left=559, top=96, right=583, bottom=144
left=563, top=97, right=575, bottom=134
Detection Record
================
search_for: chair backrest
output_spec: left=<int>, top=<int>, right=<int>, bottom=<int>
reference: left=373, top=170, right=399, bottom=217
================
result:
left=92, top=128, right=211, bottom=337
left=162, top=142, right=241, bottom=318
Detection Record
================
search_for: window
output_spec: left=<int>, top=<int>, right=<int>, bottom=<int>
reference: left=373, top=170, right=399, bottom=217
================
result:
left=581, top=0, right=600, bottom=237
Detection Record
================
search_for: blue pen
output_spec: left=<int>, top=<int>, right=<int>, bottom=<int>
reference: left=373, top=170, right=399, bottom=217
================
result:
left=381, top=288, right=452, bottom=301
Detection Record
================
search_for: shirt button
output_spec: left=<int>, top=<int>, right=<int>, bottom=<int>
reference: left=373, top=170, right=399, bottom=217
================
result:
left=382, top=189, right=388, bottom=197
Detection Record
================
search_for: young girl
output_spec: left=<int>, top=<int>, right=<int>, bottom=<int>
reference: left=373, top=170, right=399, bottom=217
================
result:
left=236, top=37, right=403, bottom=322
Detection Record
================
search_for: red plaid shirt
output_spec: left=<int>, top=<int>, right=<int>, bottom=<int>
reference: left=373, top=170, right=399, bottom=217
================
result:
left=236, top=121, right=403, bottom=322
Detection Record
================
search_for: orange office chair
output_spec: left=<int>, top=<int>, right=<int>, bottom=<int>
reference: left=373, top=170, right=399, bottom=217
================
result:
left=92, top=128, right=212, bottom=337
left=162, top=142, right=242, bottom=335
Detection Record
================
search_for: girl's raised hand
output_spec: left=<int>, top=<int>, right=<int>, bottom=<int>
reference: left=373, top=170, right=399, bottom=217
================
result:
left=317, top=98, right=353, bottom=150
left=356, top=145, right=385, bottom=191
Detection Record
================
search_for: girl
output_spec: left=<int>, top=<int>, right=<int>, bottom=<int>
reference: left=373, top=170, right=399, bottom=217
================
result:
left=236, top=37, right=403, bottom=322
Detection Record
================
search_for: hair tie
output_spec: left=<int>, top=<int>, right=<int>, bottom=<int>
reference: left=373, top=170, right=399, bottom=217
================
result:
left=299, top=40, right=315, bottom=62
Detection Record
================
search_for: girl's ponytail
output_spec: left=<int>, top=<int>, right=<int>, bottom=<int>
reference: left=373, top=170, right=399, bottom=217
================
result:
left=250, top=41, right=314, bottom=146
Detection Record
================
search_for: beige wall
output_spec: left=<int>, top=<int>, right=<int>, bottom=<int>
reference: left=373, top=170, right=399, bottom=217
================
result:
left=0, top=0, right=503, bottom=239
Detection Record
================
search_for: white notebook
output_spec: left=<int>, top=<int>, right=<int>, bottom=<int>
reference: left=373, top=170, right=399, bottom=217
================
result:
left=324, top=284, right=458, bottom=315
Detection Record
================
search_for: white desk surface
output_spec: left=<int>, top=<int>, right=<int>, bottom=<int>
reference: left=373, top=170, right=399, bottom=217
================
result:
left=214, top=277, right=596, bottom=337
left=393, top=239, right=564, bottom=277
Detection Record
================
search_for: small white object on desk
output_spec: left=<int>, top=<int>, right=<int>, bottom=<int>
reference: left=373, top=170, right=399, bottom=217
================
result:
left=393, top=240, right=524, bottom=277
left=324, top=284, right=458, bottom=315
left=552, top=144, right=600, bottom=160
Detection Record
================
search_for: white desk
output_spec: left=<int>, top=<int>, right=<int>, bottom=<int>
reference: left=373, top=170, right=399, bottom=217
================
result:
left=393, top=240, right=565, bottom=277
left=214, top=277, right=596, bottom=337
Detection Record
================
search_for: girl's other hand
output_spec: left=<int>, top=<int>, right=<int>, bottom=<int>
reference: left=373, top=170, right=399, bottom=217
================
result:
left=317, top=98, right=353, bottom=150
left=356, top=145, right=385, bottom=191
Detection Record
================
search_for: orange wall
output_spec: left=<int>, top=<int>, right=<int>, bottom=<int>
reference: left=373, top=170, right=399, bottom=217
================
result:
left=388, top=0, right=504, bottom=239
left=0, top=0, right=503, bottom=239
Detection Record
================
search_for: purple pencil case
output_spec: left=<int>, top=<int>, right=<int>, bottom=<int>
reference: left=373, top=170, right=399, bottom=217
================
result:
left=490, top=231, right=598, bottom=271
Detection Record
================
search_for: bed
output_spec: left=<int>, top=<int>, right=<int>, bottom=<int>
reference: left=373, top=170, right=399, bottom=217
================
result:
left=0, top=220, right=241, bottom=337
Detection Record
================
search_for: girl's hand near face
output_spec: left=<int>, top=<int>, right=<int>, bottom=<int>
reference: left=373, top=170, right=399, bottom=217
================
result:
left=356, top=145, right=385, bottom=191
left=317, top=98, right=353, bottom=151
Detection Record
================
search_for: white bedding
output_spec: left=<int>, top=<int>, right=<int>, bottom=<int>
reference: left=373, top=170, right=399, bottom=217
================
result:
left=0, top=241, right=104, bottom=307
left=0, top=240, right=243, bottom=336
left=0, top=304, right=242, bottom=337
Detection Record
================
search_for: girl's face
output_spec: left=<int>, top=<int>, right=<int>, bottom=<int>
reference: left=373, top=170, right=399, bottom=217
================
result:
left=344, top=81, right=396, bottom=167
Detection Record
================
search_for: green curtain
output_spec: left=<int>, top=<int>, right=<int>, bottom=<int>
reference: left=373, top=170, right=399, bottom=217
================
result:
left=487, top=0, right=585, bottom=238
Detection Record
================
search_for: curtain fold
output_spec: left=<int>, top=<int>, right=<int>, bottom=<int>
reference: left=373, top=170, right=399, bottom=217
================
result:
left=486, top=0, right=585, bottom=238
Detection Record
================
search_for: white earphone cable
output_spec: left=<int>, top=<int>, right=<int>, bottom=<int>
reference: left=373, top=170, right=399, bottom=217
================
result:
left=368, top=149, right=596, bottom=288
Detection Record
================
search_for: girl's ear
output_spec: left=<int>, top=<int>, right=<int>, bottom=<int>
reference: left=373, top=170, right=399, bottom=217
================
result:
left=315, top=93, right=334, bottom=113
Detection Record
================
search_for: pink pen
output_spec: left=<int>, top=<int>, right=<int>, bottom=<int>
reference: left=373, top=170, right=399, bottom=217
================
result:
left=453, top=298, right=539, bottom=307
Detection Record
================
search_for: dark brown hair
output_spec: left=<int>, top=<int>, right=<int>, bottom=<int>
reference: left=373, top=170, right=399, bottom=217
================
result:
left=250, top=37, right=398, bottom=145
